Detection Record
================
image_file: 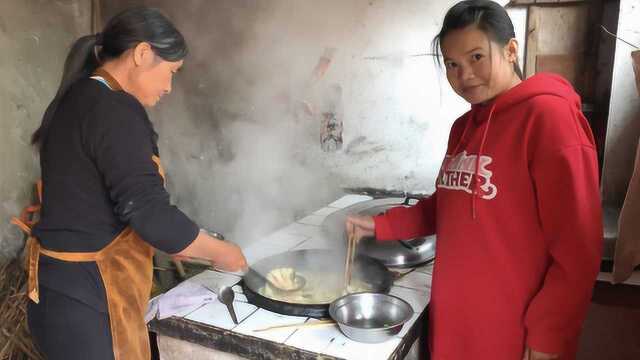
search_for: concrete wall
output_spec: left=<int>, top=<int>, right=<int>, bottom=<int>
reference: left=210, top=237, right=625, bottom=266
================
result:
left=0, top=0, right=91, bottom=259
left=100, top=0, right=518, bottom=246
left=0, top=0, right=528, bottom=256
left=601, top=0, right=640, bottom=207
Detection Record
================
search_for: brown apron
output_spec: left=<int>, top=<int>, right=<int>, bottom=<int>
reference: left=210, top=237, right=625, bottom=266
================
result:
left=12, top=70, right=166, bottom=360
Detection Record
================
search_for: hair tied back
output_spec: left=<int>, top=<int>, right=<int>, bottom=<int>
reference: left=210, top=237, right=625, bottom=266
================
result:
left=95, top=32, right=103, bottom=46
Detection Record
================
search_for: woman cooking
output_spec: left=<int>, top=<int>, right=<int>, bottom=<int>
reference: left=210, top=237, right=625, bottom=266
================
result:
left=346, top=1, right=602, bottom=359
left=20, top=7, right=247, bottom=360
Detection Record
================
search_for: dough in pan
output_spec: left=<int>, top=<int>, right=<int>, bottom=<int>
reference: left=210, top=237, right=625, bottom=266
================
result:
left=265, top=267, right=299, bottom=291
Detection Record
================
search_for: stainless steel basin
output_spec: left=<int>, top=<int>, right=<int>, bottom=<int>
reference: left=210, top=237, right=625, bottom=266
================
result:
left=329, top=292, right=413, bottom=343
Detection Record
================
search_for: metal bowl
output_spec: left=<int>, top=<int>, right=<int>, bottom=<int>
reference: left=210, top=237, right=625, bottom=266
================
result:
left=329, top=292, right=413, bottom=343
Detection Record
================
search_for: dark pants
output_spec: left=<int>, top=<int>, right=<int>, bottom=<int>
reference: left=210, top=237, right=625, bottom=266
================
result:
left=27, top=286, right=114, bottom=360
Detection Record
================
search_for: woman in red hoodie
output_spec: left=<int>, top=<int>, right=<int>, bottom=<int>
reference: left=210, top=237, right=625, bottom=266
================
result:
left=347, top=1, right=602, bottom=359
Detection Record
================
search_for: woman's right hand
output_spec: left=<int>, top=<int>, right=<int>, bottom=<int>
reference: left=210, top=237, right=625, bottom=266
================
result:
left=345, top=215, right=375, bottom=242
left=175, top=231, right=248, bottom=273
left=209, top=238, right=248, bottom=273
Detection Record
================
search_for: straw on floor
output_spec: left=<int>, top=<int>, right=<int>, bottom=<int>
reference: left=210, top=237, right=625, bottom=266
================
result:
left=0, top=257, right=42, bottom=360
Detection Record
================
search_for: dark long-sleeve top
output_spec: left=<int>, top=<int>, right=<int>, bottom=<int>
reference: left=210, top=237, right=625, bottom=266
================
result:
left=32, top=77, right=198, bottom=311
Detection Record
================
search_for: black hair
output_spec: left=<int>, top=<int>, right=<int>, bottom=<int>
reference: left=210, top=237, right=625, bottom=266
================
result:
left=31, top=7, right=188, bottom=149
left=432, top=0, right=523, bottom=79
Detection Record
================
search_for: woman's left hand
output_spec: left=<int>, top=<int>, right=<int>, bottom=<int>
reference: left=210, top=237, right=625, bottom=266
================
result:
left=523, top=347, right=559, bottom=360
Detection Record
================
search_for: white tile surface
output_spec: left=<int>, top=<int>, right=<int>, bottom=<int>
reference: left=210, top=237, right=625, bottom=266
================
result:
left=322, top=333, right=402, bottom=360
left=414, top=262, right=435, bottom=275
left=389, top=286, right=430, bottom=313
left=296, top=214, right=327, bottom=226
left=284, top=320, right=342, bottom=353
left=185, top=300, right=258, bottom=330
left=328, top=195, right=373, bottom=209
left=395, top=312, right=421, bottom=339
left=393, top=271, right=432, bottom=290
left=173, top=303, right=207, bottom=318
left=233, top=308, right=308, bottom=343
left=313, top=207, right=341, bottom=217
left=291, top=237, right=332, bottom=250
left=242, top=241, right=292, bottom=265
left=262, top=231, right=309, bottom=249
left=225, top=285, right=247, bottom=302
left=233, top=293, right=248, bottom=303
left=186, top=270, right=242, bottom=293
left=279, top=222, right=325, bottom=241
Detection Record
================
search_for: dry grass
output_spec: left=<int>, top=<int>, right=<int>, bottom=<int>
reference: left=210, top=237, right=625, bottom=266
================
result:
left=0, top=258, right=42, bottom=360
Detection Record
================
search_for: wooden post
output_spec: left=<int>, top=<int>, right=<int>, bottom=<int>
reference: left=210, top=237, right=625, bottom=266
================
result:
left=632, top=50, right=640, bottom=97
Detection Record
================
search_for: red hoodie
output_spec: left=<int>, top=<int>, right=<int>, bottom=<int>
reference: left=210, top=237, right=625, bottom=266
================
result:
left=374, top=73, right=602, bottom=359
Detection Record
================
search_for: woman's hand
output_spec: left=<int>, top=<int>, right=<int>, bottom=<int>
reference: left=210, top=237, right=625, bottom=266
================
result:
left=523, top=347, right=559, bottom=360
left=175, top=231, right=248, bottom=273
left=210, top=239, right=248, bottom=273
left=345, top=215, right=375, bottom=242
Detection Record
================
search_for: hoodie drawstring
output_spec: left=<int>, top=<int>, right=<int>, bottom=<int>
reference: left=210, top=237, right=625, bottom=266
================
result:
left=472, top=103, right=496, bottom=219
left=449, top=118, right=472, bottom=163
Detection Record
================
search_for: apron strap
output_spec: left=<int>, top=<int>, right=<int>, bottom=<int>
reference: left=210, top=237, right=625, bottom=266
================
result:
left=39, top=248, right=99, bottom=262
left=25, top=237, right=41, bottom=303
left=151, top=155, right=166, bottom=186
left=11, top=181, right=100, bottom=303
left=11, top=182, right=43, bottom=302
left=92, top=68, right=124, bottom=91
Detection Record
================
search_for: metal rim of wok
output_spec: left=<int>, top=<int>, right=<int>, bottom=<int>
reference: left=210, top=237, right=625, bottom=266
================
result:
left=241, top=249, right=393, bottom=318
left=321, top=196, right=437, bottom=268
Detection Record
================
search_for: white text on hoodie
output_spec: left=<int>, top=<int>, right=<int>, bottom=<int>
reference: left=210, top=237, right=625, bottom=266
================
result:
left=437, top=151, right=498, bottom=200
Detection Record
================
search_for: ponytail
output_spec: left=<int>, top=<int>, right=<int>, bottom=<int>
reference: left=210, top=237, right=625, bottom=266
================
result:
left=31, top=34, right=101, bottom=149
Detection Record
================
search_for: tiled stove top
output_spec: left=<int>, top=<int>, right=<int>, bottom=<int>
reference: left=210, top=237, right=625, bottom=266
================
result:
left=150, top=194, right=432, bottom=360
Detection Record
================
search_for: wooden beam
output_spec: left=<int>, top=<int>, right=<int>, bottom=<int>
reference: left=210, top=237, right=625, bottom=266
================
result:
left=525, top=6, right=540, bottom=77
left=509, top=0, right=587, bottom=6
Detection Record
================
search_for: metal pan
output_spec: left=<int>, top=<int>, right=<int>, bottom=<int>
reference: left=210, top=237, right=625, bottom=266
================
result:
left=321, top=197, right=436, bottom=268
left=241, top=249, right=393, bottom=318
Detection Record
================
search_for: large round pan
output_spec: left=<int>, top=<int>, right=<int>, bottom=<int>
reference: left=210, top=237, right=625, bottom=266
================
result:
left=241, top=249, right=393, bottom=318
left=322, top=197, right=436, bottom=268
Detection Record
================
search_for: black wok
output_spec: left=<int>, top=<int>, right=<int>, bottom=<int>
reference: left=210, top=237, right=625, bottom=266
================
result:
left=241, top=249, right=393, bottom=318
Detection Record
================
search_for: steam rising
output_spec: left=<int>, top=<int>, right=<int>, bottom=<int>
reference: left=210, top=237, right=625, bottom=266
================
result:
left=102, top=0, right=467, bottom=251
